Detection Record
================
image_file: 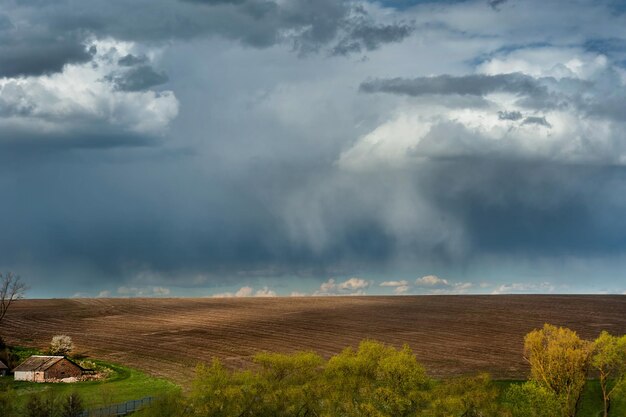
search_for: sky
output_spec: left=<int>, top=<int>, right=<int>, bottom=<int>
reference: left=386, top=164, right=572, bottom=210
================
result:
left=1, top=0, right=626, bottom=298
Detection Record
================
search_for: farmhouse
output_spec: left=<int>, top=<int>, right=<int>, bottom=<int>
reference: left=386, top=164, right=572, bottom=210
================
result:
left=13, top=356, right=83, bottom=382
left=0, top=360, right=7, bottom=376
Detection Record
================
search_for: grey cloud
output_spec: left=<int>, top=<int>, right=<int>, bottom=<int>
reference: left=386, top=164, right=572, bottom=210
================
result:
left=331, top=19, right=414, bottom=56
left=0, top=13, right=13, bottom=30
left=0, top=154, right=398, bottom=290
left=118, top=54, right=148, bottom=67
left=0, top=35, right=94, bottom=77
left=487, top=0, right=508, bottom=10
left=522, top=116, right=551, bottom=127
left=0, top=0, right=412, bottom=78
left=107, top=65, right=170, bottom=91
left=361, top=69, right=626, bottom=123
left=359, top=73, right=546, bottom=97
left=498, top=110, right=523, bottom=120
left=4, top=0, right=626, bottom=297
left=0, top=127, right=157, bottom=154
left=182, top=0, right=246, bottom=4
left=418, top=158, right=626, bottom=257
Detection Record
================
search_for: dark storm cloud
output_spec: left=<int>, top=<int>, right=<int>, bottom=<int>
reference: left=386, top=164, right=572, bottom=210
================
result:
left=361, top=71, right=626, bottom=123
left=522, top=116, right=551, bottom=127
left=0, top=34, right=94, bottom=77
left=0, top=155, right=398, bottom=289
left=3, top=0, right=626, bottom=297
left=0, top=129, right=156, bottom=154
left=331, top=14, right=414, bottom=56
left=118, top=54, right=148, bottom=67
left=107, top=65, right=170, bottom=91
left=487, top=0, right=508, bottom=10
left=417, top=158, right=626, bottom=256
left=0, top=0, right=413, bottom=78
left=0, top=13, right=13, bottom=30
left=182, top=0, right=246, bottom=4
left=359, top=73, right=546, bottom=98
left=498, top=110, right=523, bottom=120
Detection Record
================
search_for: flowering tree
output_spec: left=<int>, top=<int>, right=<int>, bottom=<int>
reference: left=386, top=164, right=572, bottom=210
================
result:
left=50, top=335, right=74, bottom=356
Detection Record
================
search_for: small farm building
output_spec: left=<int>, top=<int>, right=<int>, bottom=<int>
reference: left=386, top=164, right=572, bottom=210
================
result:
left=13, top=356, right=83, bottom=382
left=0, top=360, right=7, bottom=376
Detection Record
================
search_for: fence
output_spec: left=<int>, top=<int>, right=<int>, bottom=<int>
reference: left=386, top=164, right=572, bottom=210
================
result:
left=79, top=396, right=154, bottom=417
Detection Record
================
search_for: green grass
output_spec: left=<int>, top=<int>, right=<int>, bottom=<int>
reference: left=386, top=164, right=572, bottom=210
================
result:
left=576, top=380, right=626, bottom=417
left=0, top=360, right=178, bottom=409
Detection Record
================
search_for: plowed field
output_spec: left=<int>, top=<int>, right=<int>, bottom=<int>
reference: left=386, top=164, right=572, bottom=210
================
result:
left=2, top=295, right=625, bottom=385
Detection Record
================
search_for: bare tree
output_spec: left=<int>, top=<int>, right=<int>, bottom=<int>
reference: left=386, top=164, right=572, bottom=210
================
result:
left=0, top=272, right=27, bottom=324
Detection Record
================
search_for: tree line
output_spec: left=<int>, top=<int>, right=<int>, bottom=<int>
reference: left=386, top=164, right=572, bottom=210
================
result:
left=140, top=323, right=624, bottom=417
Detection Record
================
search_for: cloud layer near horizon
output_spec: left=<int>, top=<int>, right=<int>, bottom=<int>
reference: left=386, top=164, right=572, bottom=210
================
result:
left=2, top=0, right=626, bottom=297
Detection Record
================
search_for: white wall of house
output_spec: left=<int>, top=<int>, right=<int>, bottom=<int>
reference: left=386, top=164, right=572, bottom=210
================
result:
left=14, top=371, right=34, bottom=381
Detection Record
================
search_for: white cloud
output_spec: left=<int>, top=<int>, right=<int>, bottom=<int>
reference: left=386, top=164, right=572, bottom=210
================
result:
left=477, top=47, right=608, bottom=80
left=413, top=275, right=474, bottom=294
left=415, top=275, right=450, bottom=287
left=212, top=285, right=276, bottom=298
left=380, top=280, right=411, bottom=295
left=491, top=282, right=555, bottom=294
left=0, top=38, right=178, bottom=144
left=320, top=278, right=337, bottom=292
left=117, top=286, right=171, bottom=297
left=340, top=47, right=626, bottom=172
left=152, top=286, right=171, bottom=296
left=117, top=286, right=134, bottom=295
left=394, top=285, right=410, bottom=295
left=290, top=291, right=307, bottom=297
left=380, top=280, right=409, bottom=287
left=97, top=290, right=111, bottom=298
left=235, top=286, right=254, bottom=297
left=338, top=277, right=370, bottom=290
left=254, top=286, right=277, bottom=297
left=313, top=277, right=370, bottom=295
left=427, top=282, right=474, bottom=295
left=338, top=113, right=432, bottom=171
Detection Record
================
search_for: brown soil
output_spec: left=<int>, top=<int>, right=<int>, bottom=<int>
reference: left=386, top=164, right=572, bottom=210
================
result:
left=3, top=295, right=625, bottom=385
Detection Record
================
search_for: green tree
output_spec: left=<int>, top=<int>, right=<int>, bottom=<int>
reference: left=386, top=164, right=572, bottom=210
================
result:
left=253, top=350, right=324, bottom=417
left=189, top=358, right=261, bottom=417
left=426, top=373, right=502, bottom=417
left=60, top=392, right=83, bottom=417
left=591, top=331, right=626, bottom=417
left=523, top=324, right=593, bottom=417
left=134, top=390, right=188, bottom=417
left=323, top=340, right=430, bottom=417
left=24, top=393, right=58, bottom=417
left=505, top=382, right=562, bottom=417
